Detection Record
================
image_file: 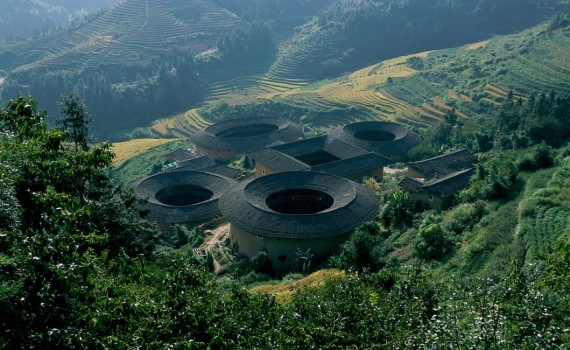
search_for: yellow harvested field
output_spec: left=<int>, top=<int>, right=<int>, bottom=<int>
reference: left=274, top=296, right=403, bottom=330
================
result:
left=423, top=103, right=446, bottom=116
left=481, top=98, right=502, bottom=106
left=449, top=90, right=461, bottom=101
left=151, top=117, right=177, bottom=136
left=112, top=139, right=177, bottom=165
left=249, top=269, right=345, bottom=297
left=486, top=84, right=508, bottom=96
left=415, top=107, right=441, bottom=121
left=460, top=94, right=474, bottom=103
left=184, top=109, right=211, bottom=130
left=376, top=50, right=435, bottom=70
left=484, top=90, right=506, bottom=99
left=432, top=96, right=469, bottom=119
left=466, top=40, right=490, bottom=50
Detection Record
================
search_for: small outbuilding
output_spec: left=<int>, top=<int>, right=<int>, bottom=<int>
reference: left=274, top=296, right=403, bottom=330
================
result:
left=328, top=121, right=421, bottom=160
left=190, top=116, right=303, bottom=161
left=406, top=149, right=477, bottom=181
left=398, top=168, right=474, bottom=211
left=164, top=148, right=195, bottom=164
left=219, top=171, right=380, bottom=270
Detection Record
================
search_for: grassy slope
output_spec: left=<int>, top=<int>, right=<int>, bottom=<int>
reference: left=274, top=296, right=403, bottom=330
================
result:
left=113, top=138, right=193, bottom=183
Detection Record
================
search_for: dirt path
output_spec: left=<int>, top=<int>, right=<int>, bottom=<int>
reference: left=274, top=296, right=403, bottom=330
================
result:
left=203, top=221, right=230, bottom=274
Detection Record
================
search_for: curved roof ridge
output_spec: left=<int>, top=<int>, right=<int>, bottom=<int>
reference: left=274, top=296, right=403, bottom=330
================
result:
left=219, top=171, right=379, bottom=239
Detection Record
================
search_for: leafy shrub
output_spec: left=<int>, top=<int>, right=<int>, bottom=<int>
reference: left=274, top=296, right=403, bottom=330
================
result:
left=293, top=248, right=315, bottom=274
left=443, top=201, right=488, bottom=234
left=251, top=250, right=273, bottom=274
left=229, top=258, right=253, bottom=278
left=516, top=142, right=555, bottom=171
left=412, top=224, right=455, bottom=261
left=380, top=190, right=412, bottom=226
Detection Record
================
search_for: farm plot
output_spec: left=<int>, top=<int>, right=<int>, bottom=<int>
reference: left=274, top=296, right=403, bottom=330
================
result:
left=112, top=138, right=177, bottom=165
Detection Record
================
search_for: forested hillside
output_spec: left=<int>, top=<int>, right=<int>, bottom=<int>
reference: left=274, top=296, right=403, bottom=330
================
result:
left=0, top=0, right=116, bottom=41
left=272, top=0, right=563, bottom=80
left=1, top=0, right=567, bottom=142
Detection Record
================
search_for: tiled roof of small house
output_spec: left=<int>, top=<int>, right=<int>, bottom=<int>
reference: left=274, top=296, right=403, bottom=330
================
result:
left=246, top=148, right=310, bottom=172
left=310, top=153, right=394, bottom=178
left=398, top=177, right=425, bottom=193
left=431, top=165, right=456, bottom=176
left=218, top=171, right=379, bottom=239
left=164, top=148, right=196, bottom=162
left=328, top=121, right=421, bottom=156
left=407, top=149, right=477, bottom=174
left=422, top=168, right=474, bottom=197
left=190, top=116, right=303, bottom=152
left=399, top=168, right=474, bottom=198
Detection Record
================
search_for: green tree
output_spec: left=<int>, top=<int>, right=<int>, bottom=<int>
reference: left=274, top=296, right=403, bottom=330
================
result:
left=380, top=190, right=412, bottom=226
left=57, top=90, right=92, bottom=151
left=252, top=250, right=273, bottom=274
left=339, top=230, right=386, bottom=274
left=242, top=155, right=253, bottom=170
left=412, top=224, right=454, bottom=260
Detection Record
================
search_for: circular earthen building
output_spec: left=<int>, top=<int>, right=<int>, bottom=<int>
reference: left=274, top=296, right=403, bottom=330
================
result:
left=219, top=171, right=379, bottom=270
left=190, top=116, right=303, bottom=161
left=328, top=121, right=421, bottom=160
left=136, top=170, right=238, bottom=233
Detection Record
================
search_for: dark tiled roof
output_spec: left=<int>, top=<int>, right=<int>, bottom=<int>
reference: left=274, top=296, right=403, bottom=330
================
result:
left=422, top=168, right=474, bottom=197
left=310, top=153, right=395, bottom=178
left=398, top=177, right=424, bottom=193
left=399, top=168, right=474, bottom=198
left=219, top=172, right=379, bottom=239
left=328, top=121, right=421, bottom=156
left=170, top=155, right=216, bottom=171
left=136, top=171, right=238, bottom=223
left=272, top=135, right=367, bottom=159
left=165, top=148, right=196, bottom=162
left=201, top=165, right=241, bottom=179
left=246, top=148, right=310, bottom=172
left=190, top=116, right=303, bottom=152
left=432, top=165, right=456, bottom=176
left=407, top=149, right=477, bottom=174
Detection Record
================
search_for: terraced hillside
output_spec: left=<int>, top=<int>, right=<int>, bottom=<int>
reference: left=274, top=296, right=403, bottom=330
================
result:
left=0, top=0, right=242, bottom=74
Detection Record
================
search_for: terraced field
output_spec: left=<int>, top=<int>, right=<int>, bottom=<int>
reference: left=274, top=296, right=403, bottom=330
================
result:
left=150, top=109, right=212, bottom=137
left=5, top=0, right=242, bottom=74
left=112, top=138, right=177, bottom=165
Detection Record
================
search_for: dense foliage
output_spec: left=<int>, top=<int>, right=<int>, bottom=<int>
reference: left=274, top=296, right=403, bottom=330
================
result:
left=3, top=93, right=570, bottom=347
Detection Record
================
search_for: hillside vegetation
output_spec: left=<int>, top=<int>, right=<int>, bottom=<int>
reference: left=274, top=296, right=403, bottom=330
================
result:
left=167, top=16, right=570, bottom=137
left=2, top=0, right=568, bottom=142
left=2, top=94, right=570, bottom=348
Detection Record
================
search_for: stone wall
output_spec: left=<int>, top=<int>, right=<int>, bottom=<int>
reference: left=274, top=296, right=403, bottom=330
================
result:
left=229, top=224, right=352, bottom=271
